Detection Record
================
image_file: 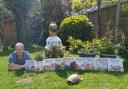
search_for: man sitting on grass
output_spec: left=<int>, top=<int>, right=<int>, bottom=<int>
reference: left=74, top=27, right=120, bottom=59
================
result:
left=8, top=42, right=31, bottom=70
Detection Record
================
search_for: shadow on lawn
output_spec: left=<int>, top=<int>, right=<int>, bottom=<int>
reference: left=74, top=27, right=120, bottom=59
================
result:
left=55, top=69, right=86, bottom=79
left=0, top=49, right=14, bottom=56
left=123, top=61, right=128, bottom=72
left=25, top=45, right=44, bottom=54
left=56, top=61, right=128, bottom=78
left=8, top=69, right=25, bottom=77
left=0, top=45, right=43, bottom=56
left=15, top=70, right=25, bottom=77
left=14, top=70, right=29, bottom=77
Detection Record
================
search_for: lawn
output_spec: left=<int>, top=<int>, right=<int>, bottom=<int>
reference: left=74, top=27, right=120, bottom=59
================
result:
left=0, top=46, right=128, bottom=89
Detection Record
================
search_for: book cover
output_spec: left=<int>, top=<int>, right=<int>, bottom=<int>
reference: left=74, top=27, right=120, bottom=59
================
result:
left=25, top=60, right=35, bottom=71
left=54, top=58, right=65, bottom=70
left=43, top=59, right=55, bottom=71
left=64, top=57, right=76, bottom=69
left=95, top=58, right=108, bottom=71
left=84, top=58, right=95, bottom=70
left=75, top=58, right=85, bottom=70
left=34, top=61, right=44, bottom=72
left=108, top=59, right=124, bottom=72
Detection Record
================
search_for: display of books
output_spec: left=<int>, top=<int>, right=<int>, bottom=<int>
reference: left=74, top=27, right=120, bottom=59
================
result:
left=108, top=59, right=124, bottom=72
left=75, top=58, right=85, bottom=70
left=25, top=57, right=124, bottom=72
left=95, top=58, right=108, bottom=71
left=84, top=58, right=95, bottom=70
left=43, top=59, right=55, bottom=71
left=25, top=60, right=35, bottom=71
left=54, top=58, right=65, bottom=70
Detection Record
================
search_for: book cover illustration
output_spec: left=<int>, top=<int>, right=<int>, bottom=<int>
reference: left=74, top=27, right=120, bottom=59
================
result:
left=75, top=58, right=85, bottom=70
left=34, top=61, right=44, bottom=72
left=43, top=59, right=55, bottom=71
left=108, top=59, right=124, bottom=72
left=25, top=60, right=35, bottom=71
left=64, top=57, right=76, bottom=69
left=84, top=58, right=95, bottom=70
left=54, top=58, right=65, bottom=70
left=95, top=58, right=108, bottom=71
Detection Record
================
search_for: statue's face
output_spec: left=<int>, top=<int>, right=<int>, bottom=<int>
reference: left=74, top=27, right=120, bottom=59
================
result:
left=15, top=46, right=24, bottom=56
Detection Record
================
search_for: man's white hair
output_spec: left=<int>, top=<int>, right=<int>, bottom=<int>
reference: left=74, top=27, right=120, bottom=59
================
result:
left=15, top=42, right=24, bottom=48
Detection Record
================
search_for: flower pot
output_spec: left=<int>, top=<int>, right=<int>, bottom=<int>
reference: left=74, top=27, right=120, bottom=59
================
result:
left=79, top=53, right=95, bottom=57
left=100, top=54, right=116, bottom=58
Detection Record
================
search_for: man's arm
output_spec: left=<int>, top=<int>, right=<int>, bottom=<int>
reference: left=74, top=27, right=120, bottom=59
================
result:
left=8, top=63, right=25, bottom=70
left=8, top=54, right=25, bottom=70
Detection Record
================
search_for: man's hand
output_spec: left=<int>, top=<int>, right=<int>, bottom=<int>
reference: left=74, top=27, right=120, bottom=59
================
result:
left=8, top=63, right=25, bottom=70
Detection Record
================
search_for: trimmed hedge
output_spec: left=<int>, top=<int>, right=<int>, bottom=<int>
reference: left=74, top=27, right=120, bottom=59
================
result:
left=59, top=15, right=94, bottom=44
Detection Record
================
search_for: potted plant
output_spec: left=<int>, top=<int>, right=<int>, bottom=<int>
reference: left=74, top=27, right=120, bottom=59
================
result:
left=35, top=52, right=44, bottom=61
left=99, top=40, right=116, bottom=58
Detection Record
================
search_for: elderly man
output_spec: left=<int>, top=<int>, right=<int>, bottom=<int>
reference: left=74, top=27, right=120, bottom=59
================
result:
left=8, top=43, right=31, bottom=70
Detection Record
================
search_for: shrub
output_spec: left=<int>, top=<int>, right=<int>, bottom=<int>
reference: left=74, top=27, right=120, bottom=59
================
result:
left=67, top=36, right=116, bottom=54
left=35, top=52, right=44, bottom=61
left=67, top=36, right=84, bottom=53
left=116, top=45, right=128, bottom=61
left=68, top=36, right=128, bottom=61
left=99, top=39, right=116, bottom=54
left=72, top=0, right=96, bottom=11
left=59, top=15, right=94, bottom=45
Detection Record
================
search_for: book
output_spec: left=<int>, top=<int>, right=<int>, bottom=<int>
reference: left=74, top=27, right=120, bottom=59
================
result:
left=25, top=60, right=35, bottom=71
left=75, top=58, right=85, bottom=70
left=64, top=57, right=76, bottom=69
left=84, top=58, right=95, bottom=70
left=34, top=61, right=44, bottom=72
left=43, top=59, right=55, bottom=71
left=54, top=58, right=65, bottom=70
left=108, top=59, right=124, bottom=72
left=95, top=58, right=108, bottom=71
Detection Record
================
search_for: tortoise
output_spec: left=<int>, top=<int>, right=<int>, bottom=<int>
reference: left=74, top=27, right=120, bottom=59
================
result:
left=67, top=74, right=84, bottom=85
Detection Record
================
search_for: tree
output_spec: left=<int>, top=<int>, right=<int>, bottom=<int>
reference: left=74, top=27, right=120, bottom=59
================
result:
left=115, top=0, right=121, bottom=43
left=40, top=0, right=65, bottom=25
left=97, top=0, right=102, bottom=38
left=72, top=0, right=96, bottom=11
left=27, top=0, right=44, bottom=44
left=0, top=2, right=4, bottom=47
left=71, top=0, right=125, bottom=11
left=3, top=0, right=33, bottom=44
left=40, top=0, right=67, bottom=45
left=0, top=0, right=14, bottom=49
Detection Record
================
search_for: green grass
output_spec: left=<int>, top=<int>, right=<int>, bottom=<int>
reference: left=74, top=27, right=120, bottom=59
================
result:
left=0, top=46, right=128, bottom=89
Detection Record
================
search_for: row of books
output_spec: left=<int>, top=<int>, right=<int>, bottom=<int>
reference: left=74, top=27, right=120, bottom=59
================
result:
left=25, top=57, right=124, bottom=72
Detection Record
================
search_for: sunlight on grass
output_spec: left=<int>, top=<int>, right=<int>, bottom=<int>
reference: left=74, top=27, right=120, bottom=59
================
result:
left=0, top=47, right=128, bottom=89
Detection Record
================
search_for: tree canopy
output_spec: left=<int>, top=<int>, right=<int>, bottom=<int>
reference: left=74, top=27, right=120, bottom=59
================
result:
left=72, top=0, right=128, bottom=11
